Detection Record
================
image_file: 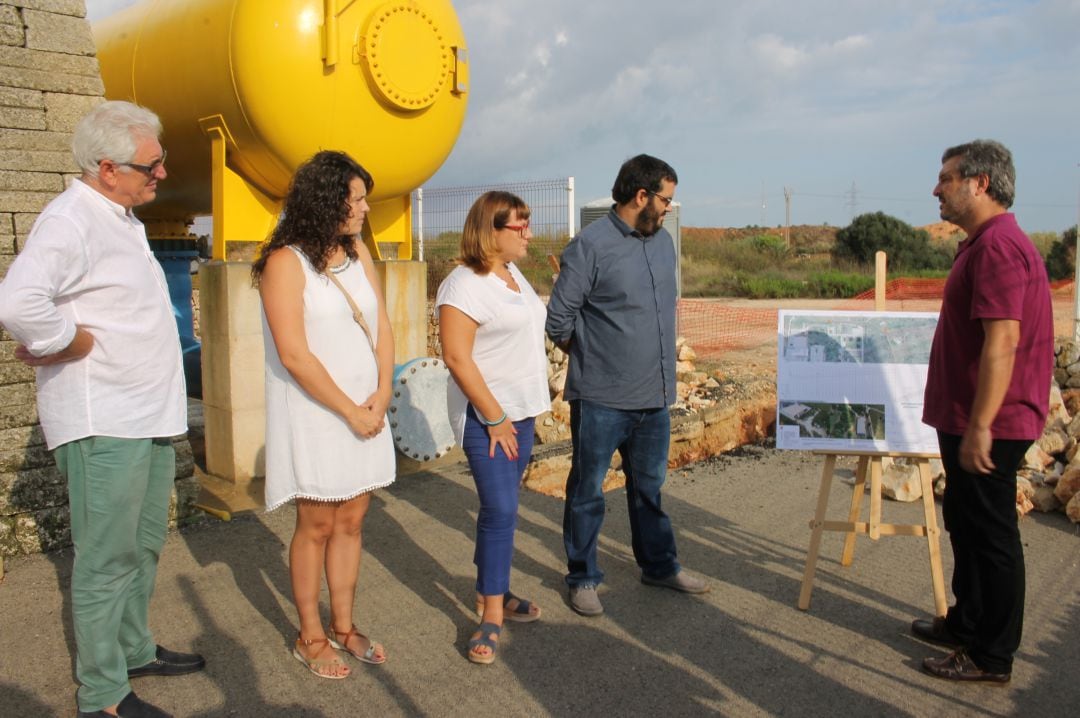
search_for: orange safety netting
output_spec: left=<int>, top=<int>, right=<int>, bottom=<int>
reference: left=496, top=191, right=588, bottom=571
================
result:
left=678, top=279, right=1078, bottom=362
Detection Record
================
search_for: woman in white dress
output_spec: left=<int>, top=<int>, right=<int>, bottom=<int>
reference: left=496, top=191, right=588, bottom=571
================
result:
left=252, top=150, right=395, bottom=679
left=437, top=191, right=551, bottom=664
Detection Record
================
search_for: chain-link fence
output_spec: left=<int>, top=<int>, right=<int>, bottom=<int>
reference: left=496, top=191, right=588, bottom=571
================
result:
left=411, top=178, right=574, bottom=298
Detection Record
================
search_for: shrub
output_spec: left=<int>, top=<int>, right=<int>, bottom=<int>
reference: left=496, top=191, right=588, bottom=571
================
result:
left=1029, top=231, right=1059, bottom=258
left=747, top=234, right=788, bottom=261
left=1045, top=226, right=1078, bottom=281
left=833, top=212, right=951, bottom=271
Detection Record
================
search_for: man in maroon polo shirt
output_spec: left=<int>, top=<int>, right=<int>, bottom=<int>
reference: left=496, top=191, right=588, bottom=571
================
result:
left=914, top=140, right=1054, bottom=684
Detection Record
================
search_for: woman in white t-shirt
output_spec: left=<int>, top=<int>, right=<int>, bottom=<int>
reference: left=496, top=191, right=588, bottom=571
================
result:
left=436, top=191, right=551, bottom=665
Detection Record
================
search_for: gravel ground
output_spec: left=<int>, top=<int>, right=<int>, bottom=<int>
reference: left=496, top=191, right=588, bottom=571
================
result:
left=1, top=442, right=1077, bottom=717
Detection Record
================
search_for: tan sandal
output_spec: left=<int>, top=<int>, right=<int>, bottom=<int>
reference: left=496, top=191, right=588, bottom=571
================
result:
left=292, top=635, right=350, bottom=680
left=328, top=624, right=387, bottom=665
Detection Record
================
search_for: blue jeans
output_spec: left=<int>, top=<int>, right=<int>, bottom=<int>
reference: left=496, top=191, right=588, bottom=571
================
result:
left=563, top=399, right=679, bottom=587
left=461, top=406, right=536, bottom=596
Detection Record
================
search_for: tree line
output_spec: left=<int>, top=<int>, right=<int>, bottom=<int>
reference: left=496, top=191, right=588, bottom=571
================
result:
left=833, top=211, right=1079, bottom=280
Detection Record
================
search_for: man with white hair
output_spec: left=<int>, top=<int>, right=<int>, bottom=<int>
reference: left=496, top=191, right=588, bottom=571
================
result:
left=0, top=101, right=203, bottom=717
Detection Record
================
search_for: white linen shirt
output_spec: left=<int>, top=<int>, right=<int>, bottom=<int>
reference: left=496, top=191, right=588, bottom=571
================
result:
left=0, top=179, right=187, bottom=449
left=435, top=263, right=550, bottom=446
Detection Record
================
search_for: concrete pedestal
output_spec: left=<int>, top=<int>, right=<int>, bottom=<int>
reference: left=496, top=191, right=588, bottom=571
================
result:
left=375, top=260, right=428, bottom=363
left=199, top=260, right=265, bottom=482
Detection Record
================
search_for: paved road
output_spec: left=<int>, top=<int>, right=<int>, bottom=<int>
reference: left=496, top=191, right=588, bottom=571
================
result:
left=2, top=444, right=1077, bottom=717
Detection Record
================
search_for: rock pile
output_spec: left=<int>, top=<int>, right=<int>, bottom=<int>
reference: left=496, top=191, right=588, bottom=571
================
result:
left=535, top=336, right=727, bottom=445
left=1016, top=339, right=1080, bottom=523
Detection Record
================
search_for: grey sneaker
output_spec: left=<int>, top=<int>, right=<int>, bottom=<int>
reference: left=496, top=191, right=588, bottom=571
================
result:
left=569, top=583, right=604, bottom=616
left=641, top=569, right=710, bottom=594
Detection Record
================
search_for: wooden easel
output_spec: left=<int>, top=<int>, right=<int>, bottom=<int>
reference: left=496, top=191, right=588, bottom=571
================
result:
left=797, top=451, right=947, bottom=616
left=795, top=253, right=947, bottom=617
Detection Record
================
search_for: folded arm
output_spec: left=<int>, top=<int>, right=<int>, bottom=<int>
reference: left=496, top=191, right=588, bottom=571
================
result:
left=0, top=215, right=92, bottom=364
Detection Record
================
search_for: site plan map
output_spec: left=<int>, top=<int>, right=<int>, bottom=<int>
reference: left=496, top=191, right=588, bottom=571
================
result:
left=776, top=310, right=940, bottom=453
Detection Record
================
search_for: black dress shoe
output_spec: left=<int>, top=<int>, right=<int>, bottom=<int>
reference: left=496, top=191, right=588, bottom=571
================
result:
left=77, top=690, right=173, bottom=717
left=922, top=649, right=1011, bottom=685
left=128, top=645, right=206, bottom=678
left=911, top=617, right=962, bottom=648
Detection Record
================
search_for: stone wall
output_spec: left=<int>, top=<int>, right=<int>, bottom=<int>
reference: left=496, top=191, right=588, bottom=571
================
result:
left=0, top=1, right=198, bottom=558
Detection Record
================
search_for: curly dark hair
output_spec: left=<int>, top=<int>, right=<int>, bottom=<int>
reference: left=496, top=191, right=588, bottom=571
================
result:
left=251, top=150, right=374, bottom=283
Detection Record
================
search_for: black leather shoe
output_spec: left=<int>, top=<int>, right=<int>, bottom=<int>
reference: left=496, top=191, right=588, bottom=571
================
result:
left=127, top=645, right=206, bottom=678
left=911, top=617, right=962, bottom=648
left=922, top=649, right=1011, bottom=685
left=77, top=690, right=173, bottom=717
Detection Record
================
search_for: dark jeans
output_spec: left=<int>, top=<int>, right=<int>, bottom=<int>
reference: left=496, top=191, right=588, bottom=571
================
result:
left=563, top=399, right=679, bottom=587
left=461, top=406, right=535, bottom=596
left=937, top=430, right=1030, bottom=674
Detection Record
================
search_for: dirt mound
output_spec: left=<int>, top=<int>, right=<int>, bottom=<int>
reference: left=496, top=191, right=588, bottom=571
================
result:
left=919, top=221, right=965, bottom=243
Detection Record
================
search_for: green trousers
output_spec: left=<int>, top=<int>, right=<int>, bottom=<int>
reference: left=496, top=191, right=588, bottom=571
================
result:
left=54, top=436, right=176, bottom=712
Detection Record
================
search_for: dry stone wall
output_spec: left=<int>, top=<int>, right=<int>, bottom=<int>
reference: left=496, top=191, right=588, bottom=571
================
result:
left=0, top=1, right=198, bottom=558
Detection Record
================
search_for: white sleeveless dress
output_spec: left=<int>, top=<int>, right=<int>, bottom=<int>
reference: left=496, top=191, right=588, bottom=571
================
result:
left=262, top=246, right=395, bottom=511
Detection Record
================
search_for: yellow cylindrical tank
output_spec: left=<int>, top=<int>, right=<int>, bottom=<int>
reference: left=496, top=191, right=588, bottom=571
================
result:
left=94, top=0, right=468, bottom=243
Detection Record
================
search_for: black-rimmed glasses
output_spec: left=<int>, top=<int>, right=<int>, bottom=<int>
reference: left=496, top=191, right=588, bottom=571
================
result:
left=115, top=149, right=167, bottom=176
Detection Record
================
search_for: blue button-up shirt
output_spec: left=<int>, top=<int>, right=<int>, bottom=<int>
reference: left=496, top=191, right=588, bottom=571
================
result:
left=545, top=209, right=677, bottom=410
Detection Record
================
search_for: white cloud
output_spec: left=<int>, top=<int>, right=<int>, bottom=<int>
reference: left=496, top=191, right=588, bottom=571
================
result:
left=82, top=0, right=1080, bottom=230
left=85, top=0, right=137, bottom=20
left=751, top=34, right=809, bottom=72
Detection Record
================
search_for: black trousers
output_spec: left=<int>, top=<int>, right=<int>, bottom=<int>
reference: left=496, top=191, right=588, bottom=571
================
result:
left=937, top=431, right=1030, bottom=674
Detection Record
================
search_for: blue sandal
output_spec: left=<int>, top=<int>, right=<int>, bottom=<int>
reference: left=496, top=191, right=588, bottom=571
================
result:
left=475, top=591, right=542, bottom=623
left=467, top=622, right=501, bottom=665
left=502, top=591, right=541, bottom=623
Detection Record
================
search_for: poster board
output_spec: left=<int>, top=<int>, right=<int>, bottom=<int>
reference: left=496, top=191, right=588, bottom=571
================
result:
left=776, top=309, right=939, bottom=453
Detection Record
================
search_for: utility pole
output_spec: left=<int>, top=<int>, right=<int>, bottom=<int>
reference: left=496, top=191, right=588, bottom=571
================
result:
left=783, top=186, right=792, bottom=248
left=760, top=180, right=767, bottom=226
left=1073, top=163, right=1080, bottom=342
left=845, top=181, right=858, bottom=220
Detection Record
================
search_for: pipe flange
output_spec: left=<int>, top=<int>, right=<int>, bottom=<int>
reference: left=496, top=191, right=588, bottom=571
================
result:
left=388, top=357, right=456, bottom=461
left=364, top=2, right=450, bottom=111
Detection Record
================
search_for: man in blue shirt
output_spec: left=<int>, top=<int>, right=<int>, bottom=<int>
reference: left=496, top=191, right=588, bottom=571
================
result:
left=546, top=154, right=708, bottom=616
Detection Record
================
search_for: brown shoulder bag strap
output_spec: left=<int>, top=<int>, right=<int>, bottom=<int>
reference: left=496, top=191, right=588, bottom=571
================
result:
left=325, top=270, right=376, bottom=354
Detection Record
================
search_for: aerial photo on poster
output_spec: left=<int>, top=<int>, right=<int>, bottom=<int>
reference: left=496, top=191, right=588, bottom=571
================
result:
left=776, top=310, right=939, bottom=453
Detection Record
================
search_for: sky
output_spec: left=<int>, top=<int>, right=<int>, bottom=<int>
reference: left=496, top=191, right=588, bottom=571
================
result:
left=85, top=0, right=1080, bottom=233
